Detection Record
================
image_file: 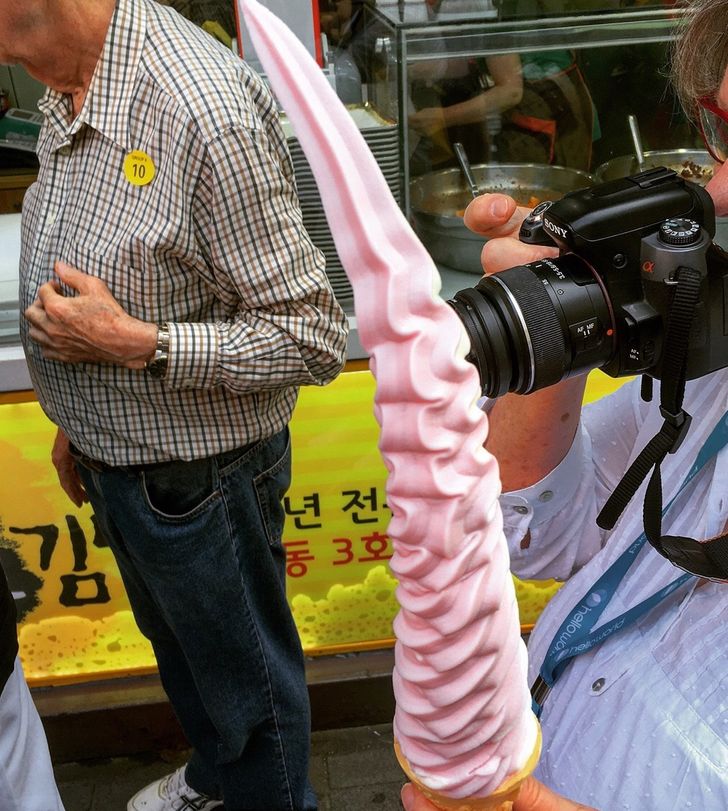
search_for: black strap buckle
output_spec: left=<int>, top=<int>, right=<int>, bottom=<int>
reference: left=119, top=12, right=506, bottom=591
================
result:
left=530, top=675, right=551, bottom=718
left=658, top=406, right=692, bottom=454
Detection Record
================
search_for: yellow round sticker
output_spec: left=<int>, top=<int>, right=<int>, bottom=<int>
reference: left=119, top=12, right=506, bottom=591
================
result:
left=123, top=150, right=156, bottom=187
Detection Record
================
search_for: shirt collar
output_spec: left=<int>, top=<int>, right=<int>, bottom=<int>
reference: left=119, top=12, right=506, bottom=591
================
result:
left=38, top=0, right=147, bottom=151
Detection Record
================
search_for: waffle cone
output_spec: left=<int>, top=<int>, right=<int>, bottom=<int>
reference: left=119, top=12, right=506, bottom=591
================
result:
left=395, top=723, right=542, bottom=811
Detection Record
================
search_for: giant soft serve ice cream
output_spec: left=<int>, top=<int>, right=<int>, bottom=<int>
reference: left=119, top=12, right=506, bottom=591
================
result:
left=238, top=1, right=540, bottom=804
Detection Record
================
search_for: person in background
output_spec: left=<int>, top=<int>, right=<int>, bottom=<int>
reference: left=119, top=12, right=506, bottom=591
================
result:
left=408, top=0, right=728, bottom=808
left=0, top=568, right=65, bottom=811
left=405, top=0, right=597, bottom=173
left=494, top=48, right=596, bottom=170
left=320, top=0, right=354, bottom=46
left=408, top=51, right=524, bottom=172
left=408, top=46, right=596, bottom=173
left=0, top=1, right=348, bottom=810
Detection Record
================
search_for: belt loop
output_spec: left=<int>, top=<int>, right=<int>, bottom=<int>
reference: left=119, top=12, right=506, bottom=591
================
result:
left=68, top=443, right=112, bottom=474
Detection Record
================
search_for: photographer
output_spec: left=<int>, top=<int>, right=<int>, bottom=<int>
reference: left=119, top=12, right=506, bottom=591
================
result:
left=408, top=1, right=728, bottom=808
left=0, top=568, right=65, bottom=810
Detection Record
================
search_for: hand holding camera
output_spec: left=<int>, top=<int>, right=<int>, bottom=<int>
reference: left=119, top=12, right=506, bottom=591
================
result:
left=461, top=168, right=728, bottom=579
left=450, top=167, right=725, bottom=399
left=463, top=193, right=559, bottom=272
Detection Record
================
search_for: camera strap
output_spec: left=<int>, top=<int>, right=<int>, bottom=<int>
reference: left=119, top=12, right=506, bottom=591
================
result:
left=531, top=530, right=694, bottom=719
left=595, top=267, right=728, bottom=581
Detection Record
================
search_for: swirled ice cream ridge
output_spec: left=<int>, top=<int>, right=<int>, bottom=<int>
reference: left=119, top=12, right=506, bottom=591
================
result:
left=239, top=0, right=539, bottom=798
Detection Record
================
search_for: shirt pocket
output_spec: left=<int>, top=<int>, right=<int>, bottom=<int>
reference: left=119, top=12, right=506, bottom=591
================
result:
left=60, top=242, right=155, bottom=323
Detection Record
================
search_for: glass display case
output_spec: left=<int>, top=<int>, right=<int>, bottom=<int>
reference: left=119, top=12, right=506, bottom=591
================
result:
left=345, top=2, right=711, bottom=273
left=156, top=0, right=238, bottom=45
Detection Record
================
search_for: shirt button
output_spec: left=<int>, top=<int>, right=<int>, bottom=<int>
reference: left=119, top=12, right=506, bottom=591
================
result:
left=538, top=490, right=554, bottom=502
left=58, top=145, right=71, bottom=157
left=591, top=677, right=606, bottom=692
left=514, top=505, right=529, bottom=515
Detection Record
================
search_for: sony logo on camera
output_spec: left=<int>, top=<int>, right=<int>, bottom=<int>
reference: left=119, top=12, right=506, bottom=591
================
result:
left=543, top=218, right=569, bottom=240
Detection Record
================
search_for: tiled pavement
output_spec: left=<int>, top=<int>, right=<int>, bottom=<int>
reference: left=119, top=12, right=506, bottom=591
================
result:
left=54, top=723, right=408, bottom=811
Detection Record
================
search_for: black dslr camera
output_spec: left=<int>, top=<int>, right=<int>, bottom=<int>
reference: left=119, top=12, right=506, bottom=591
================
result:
left=449, top=166, right=728, bottom=398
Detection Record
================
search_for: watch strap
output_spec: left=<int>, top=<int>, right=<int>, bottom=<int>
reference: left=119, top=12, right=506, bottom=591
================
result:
left=144, top=324, right=170, bottom=378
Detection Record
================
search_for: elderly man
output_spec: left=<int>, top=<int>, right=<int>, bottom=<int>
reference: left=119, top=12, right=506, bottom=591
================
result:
left=0, top=1, right=348, bottom=810
left=403, top=1, right=728, bottom=809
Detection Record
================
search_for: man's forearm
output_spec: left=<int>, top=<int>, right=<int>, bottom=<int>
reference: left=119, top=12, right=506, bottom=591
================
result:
left=485, top=376, right=587, bottom=492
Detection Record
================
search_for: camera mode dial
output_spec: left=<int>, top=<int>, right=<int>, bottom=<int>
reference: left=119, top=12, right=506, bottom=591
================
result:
left=658, top=218, right=701, bottom=246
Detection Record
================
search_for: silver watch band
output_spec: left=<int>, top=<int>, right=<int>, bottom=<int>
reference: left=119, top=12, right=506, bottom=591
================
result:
left=144, top=324, right=170, bottom=377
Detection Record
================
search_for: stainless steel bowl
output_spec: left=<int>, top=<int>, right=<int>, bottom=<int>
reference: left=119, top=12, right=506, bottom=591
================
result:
left=593, top=148, right=715, bottom=184
left=410, top=163, right=594, bottom=273
left=594, top=149, right=728, bottom=247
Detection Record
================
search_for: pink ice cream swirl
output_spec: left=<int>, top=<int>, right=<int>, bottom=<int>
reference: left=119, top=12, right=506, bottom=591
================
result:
left=240, top=0, right=538, bottom=800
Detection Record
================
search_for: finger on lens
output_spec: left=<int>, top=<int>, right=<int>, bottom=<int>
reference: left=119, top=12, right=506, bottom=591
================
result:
left=481, top=237, right=559, bottom=274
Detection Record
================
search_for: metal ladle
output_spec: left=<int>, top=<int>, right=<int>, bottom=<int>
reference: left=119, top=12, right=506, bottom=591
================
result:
left=628, top=114, right=646, bottom=172
left=453, top=141, right=481, bottom=199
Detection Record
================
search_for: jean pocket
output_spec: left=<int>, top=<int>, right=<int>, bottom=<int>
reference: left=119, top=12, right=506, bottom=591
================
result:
left=141, top=458, right=221, bottom=521
left=253, top=432, right=292, bottom=549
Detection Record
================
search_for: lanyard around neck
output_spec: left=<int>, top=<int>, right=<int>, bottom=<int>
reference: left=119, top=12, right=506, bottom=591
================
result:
left=531, top=408, right=728, bottom=718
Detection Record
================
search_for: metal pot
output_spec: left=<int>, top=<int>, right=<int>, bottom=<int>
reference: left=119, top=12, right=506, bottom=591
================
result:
left=593, top=148, right=715, bottom=184
left=594, top=149, right=728, bottom=248
left=410, top=163, right=594, bottom=274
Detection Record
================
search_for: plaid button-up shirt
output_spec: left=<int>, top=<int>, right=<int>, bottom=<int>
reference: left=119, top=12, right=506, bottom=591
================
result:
left=20, top=0, right=348, bottom=465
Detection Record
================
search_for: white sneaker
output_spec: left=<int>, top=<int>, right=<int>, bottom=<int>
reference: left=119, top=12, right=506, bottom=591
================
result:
left=127, top=766, right=224, bottom=810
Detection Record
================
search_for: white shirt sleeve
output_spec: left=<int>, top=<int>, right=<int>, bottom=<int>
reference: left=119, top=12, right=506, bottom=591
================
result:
left=500, top=377, right=647, bottom=581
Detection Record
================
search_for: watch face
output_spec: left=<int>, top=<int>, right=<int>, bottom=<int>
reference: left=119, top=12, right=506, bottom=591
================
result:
left=146, top=354, right=168, bottom=379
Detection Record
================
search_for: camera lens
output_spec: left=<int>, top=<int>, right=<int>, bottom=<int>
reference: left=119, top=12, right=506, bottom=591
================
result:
left=448, top=254, right=615, bottom=398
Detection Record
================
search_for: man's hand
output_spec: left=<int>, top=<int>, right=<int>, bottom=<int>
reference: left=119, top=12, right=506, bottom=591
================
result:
left=409, top=106, right=447, bottom=136
left=399, top=784, right=439, bottom=811
left=463, top=193, right=559, bottom=273
left=24, top=261, right=158, bottom=368
left=514, top=777, right=598, bottom=810
left=400, top=777, right=598, bottom=810
left=51, top=428, right=88, bottom=508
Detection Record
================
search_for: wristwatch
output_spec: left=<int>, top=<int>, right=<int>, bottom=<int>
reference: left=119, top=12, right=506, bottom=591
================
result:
left=145, top=324, right=170, bottom=379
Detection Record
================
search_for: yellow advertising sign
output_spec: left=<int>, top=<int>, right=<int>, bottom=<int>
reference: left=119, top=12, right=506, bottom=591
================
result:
left=0, top=369, right=625, bottom=686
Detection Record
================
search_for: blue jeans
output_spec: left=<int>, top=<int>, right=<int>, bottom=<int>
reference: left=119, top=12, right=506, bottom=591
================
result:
left=75, top=428, right=317, bottom=811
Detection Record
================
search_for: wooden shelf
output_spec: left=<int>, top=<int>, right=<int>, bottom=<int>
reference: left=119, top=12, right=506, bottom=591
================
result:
left=0, top=167, right=37, bottom=214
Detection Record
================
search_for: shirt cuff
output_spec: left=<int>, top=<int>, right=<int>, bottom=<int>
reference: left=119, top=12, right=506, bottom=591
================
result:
left=500, top=423, right=588, bottom=533
left=165, top=322, right=220, bottom=390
